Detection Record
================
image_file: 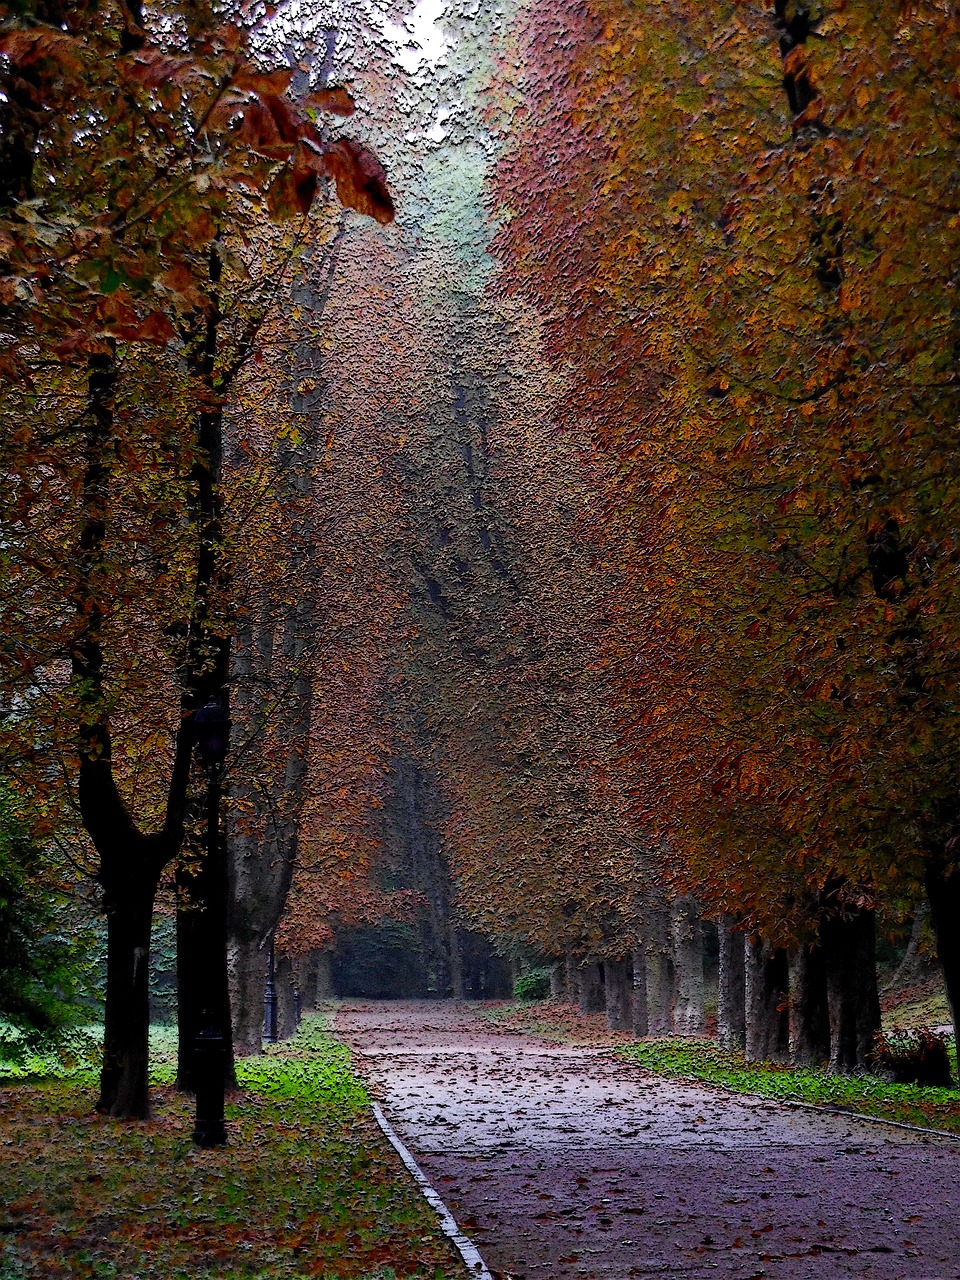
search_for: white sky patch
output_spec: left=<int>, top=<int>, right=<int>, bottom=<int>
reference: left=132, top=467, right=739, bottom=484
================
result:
left=425, top=105, right=453, bottom=142
left=382, top=0, right=450, bottom=74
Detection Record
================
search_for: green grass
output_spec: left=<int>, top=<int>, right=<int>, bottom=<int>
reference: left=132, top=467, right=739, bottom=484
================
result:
left=0, top=1012, right=467, bottom=1280
left=620, top=1037, right=960, bottom=1135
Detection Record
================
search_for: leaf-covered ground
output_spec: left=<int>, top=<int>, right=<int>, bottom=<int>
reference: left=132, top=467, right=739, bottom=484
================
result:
left=485, top=999, right=960, bottom=1136
left=338, top=999, right=960, bottom=1280
left=0, top=1015, right=466, bottom=1280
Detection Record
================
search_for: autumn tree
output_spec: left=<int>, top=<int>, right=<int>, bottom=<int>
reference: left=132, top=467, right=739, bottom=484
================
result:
left=491, top=0, right=960, bottom=1062
left=0, top=0, right=392, bottom=1115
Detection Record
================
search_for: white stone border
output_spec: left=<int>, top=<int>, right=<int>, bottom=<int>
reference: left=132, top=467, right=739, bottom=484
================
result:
left=370, top=1101, right=495, bottom=1279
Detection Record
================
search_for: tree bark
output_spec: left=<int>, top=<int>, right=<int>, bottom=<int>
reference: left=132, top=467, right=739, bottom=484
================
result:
left=819, top=903, right=881, bottom=1072
left=631, top=948, right=649, bottom=1036
left=671, top=896, right=705, bottom=1035
left=885, top=904, right=932, bottom=993
left=97, top=869, right=160, bottom=1118
left=228, top=935, right=269, bottom=1055
left=925, top=858, right=960, bottom=1053
left=449, top=920, right=465, bottom=999
left=646, top=899, right=674, bottom=1033
left=578, top=960, right=605, bottom=1013
left=605, top=957, right=633, bottom=1031
left=791, top=942, right=830, bottom=1067
left=717, top=915, right=746, bottom=1051
left=745, top=938, right=789, bottom=1063
left=275, top=952, right=299, bottom=1041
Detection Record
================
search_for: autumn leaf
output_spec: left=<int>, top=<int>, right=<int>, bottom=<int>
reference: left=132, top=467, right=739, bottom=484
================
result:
left=306, top=86, right=356, bottom=116
left=318, top=139, right=395, bottom=225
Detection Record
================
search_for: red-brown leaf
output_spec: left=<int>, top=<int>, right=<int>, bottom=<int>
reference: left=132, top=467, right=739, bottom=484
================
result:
left=233, top=64, right=293, bottom=96
left=306, top=86, right=356, bottom=117
left=321, top=139, right=395, bottom=225
left=241, top=101, right=293, bottom=159
left=262, top=94, right=300, bottom=143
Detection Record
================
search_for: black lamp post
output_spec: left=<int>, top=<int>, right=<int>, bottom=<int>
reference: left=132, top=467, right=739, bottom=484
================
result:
left=192, top=698, right=229, bottom=1148
left=263, top=933, right=279, bottom=1044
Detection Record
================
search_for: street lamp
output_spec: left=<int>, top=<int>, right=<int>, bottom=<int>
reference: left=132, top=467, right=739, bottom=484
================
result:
left=264, top=933, right=278, bottom=1044
left=192, top=698, right=229, bottom=1148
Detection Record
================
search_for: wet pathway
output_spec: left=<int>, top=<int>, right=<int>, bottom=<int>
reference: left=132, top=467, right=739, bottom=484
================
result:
left=336, top=1000, right=960, bottom=1280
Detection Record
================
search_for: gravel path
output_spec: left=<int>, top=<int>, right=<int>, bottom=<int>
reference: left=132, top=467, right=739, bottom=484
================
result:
left=335, top=1000, right=960, bottom=1280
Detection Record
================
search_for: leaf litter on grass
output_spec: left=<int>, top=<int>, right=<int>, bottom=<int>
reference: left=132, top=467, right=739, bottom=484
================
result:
left=0, top=1014, right=468, bottom=1280
left=485, top=998, right=960, bottom=1136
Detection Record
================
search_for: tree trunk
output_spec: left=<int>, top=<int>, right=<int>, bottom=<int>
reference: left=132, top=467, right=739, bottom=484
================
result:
left=885, top=903, right=932, bottom=993
left=578, top=960, right=605, bottom=1013
left=631, top=948, right=649, bottom=1036
left=820, top=904, right=881, bottom=1072
left=791, top=942, right=830, bottom=1067
left=925, top=859, right=960, bottom=1053
left=646, top=900, right=674, bottom=1033
left=745, top=938, right=789, bottom=1063
left=550, top=960, right=566, bottom=1000
left=176, top=862, right=203, bottom=1090
left=97, top=872, right=159, bottom=1118
left=316, top=950, right=333, bottom=1000
left=605, top=957, right=633, bottom=1031
left=228, top=935, right=268, bottom=1056
left=717, top=915, right=746, bottom=1051
left=672, top=896, right=705, bottom=1035
left=275, top=952, right=298, bottom=1041
left=449, top=921, right=465, bottom=999
left=564, top=951, right=576, bottom=1002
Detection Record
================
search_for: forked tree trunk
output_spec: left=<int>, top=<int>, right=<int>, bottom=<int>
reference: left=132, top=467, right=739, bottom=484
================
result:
left=717, top=916, right=746, bottom=1051
left=745, top=938, right=789, bottom=1063
left=631, top=948, right=649, bottom=1036
left=97, top=871, right=160, bottom=1118
left=791, top=942, right=830, bottom=1067
left=672, top=897, right=705, bottom=1035
left=578, top=960, right=605, bottom=1013
left=605, top=957, right=633, bottom=1031
left=925, top=858, right=960, bottom=1054
left=820, top=905, right=881, bottom=1072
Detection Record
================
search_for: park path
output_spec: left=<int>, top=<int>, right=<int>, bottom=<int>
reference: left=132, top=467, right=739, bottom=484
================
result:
left=335, top=1000, right=960, bottom=1280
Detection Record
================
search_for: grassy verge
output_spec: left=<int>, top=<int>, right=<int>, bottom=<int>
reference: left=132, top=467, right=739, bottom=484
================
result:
left=484, top=999, right=960, bottom=1137
left=0, top=1012, right=466, bottom=1280
left=620, top=1038, right=960, bottom=1135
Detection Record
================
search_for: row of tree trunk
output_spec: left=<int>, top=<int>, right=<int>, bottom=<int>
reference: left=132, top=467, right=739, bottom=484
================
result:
left=553, top=895, right=882, bottom=1071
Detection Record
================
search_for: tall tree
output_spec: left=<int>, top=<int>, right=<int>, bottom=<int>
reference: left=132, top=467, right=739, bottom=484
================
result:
left=0, top=0, right=392, bottom=1115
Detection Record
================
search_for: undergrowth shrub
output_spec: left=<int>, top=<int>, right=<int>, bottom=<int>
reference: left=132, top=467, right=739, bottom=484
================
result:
left=513, top=966, right=552, bottom=1002
left=871, top=1027, right=953, bottom=1087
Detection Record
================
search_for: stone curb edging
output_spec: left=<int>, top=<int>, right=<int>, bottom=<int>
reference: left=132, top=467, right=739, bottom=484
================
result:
left=370, top=1101, right=495, bottom=1280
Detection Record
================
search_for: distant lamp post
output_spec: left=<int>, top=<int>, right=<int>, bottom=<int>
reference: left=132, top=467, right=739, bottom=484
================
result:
left=264, top=934, right=279, bottom=1044
left=192, top=698, right=229, bottom=1148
